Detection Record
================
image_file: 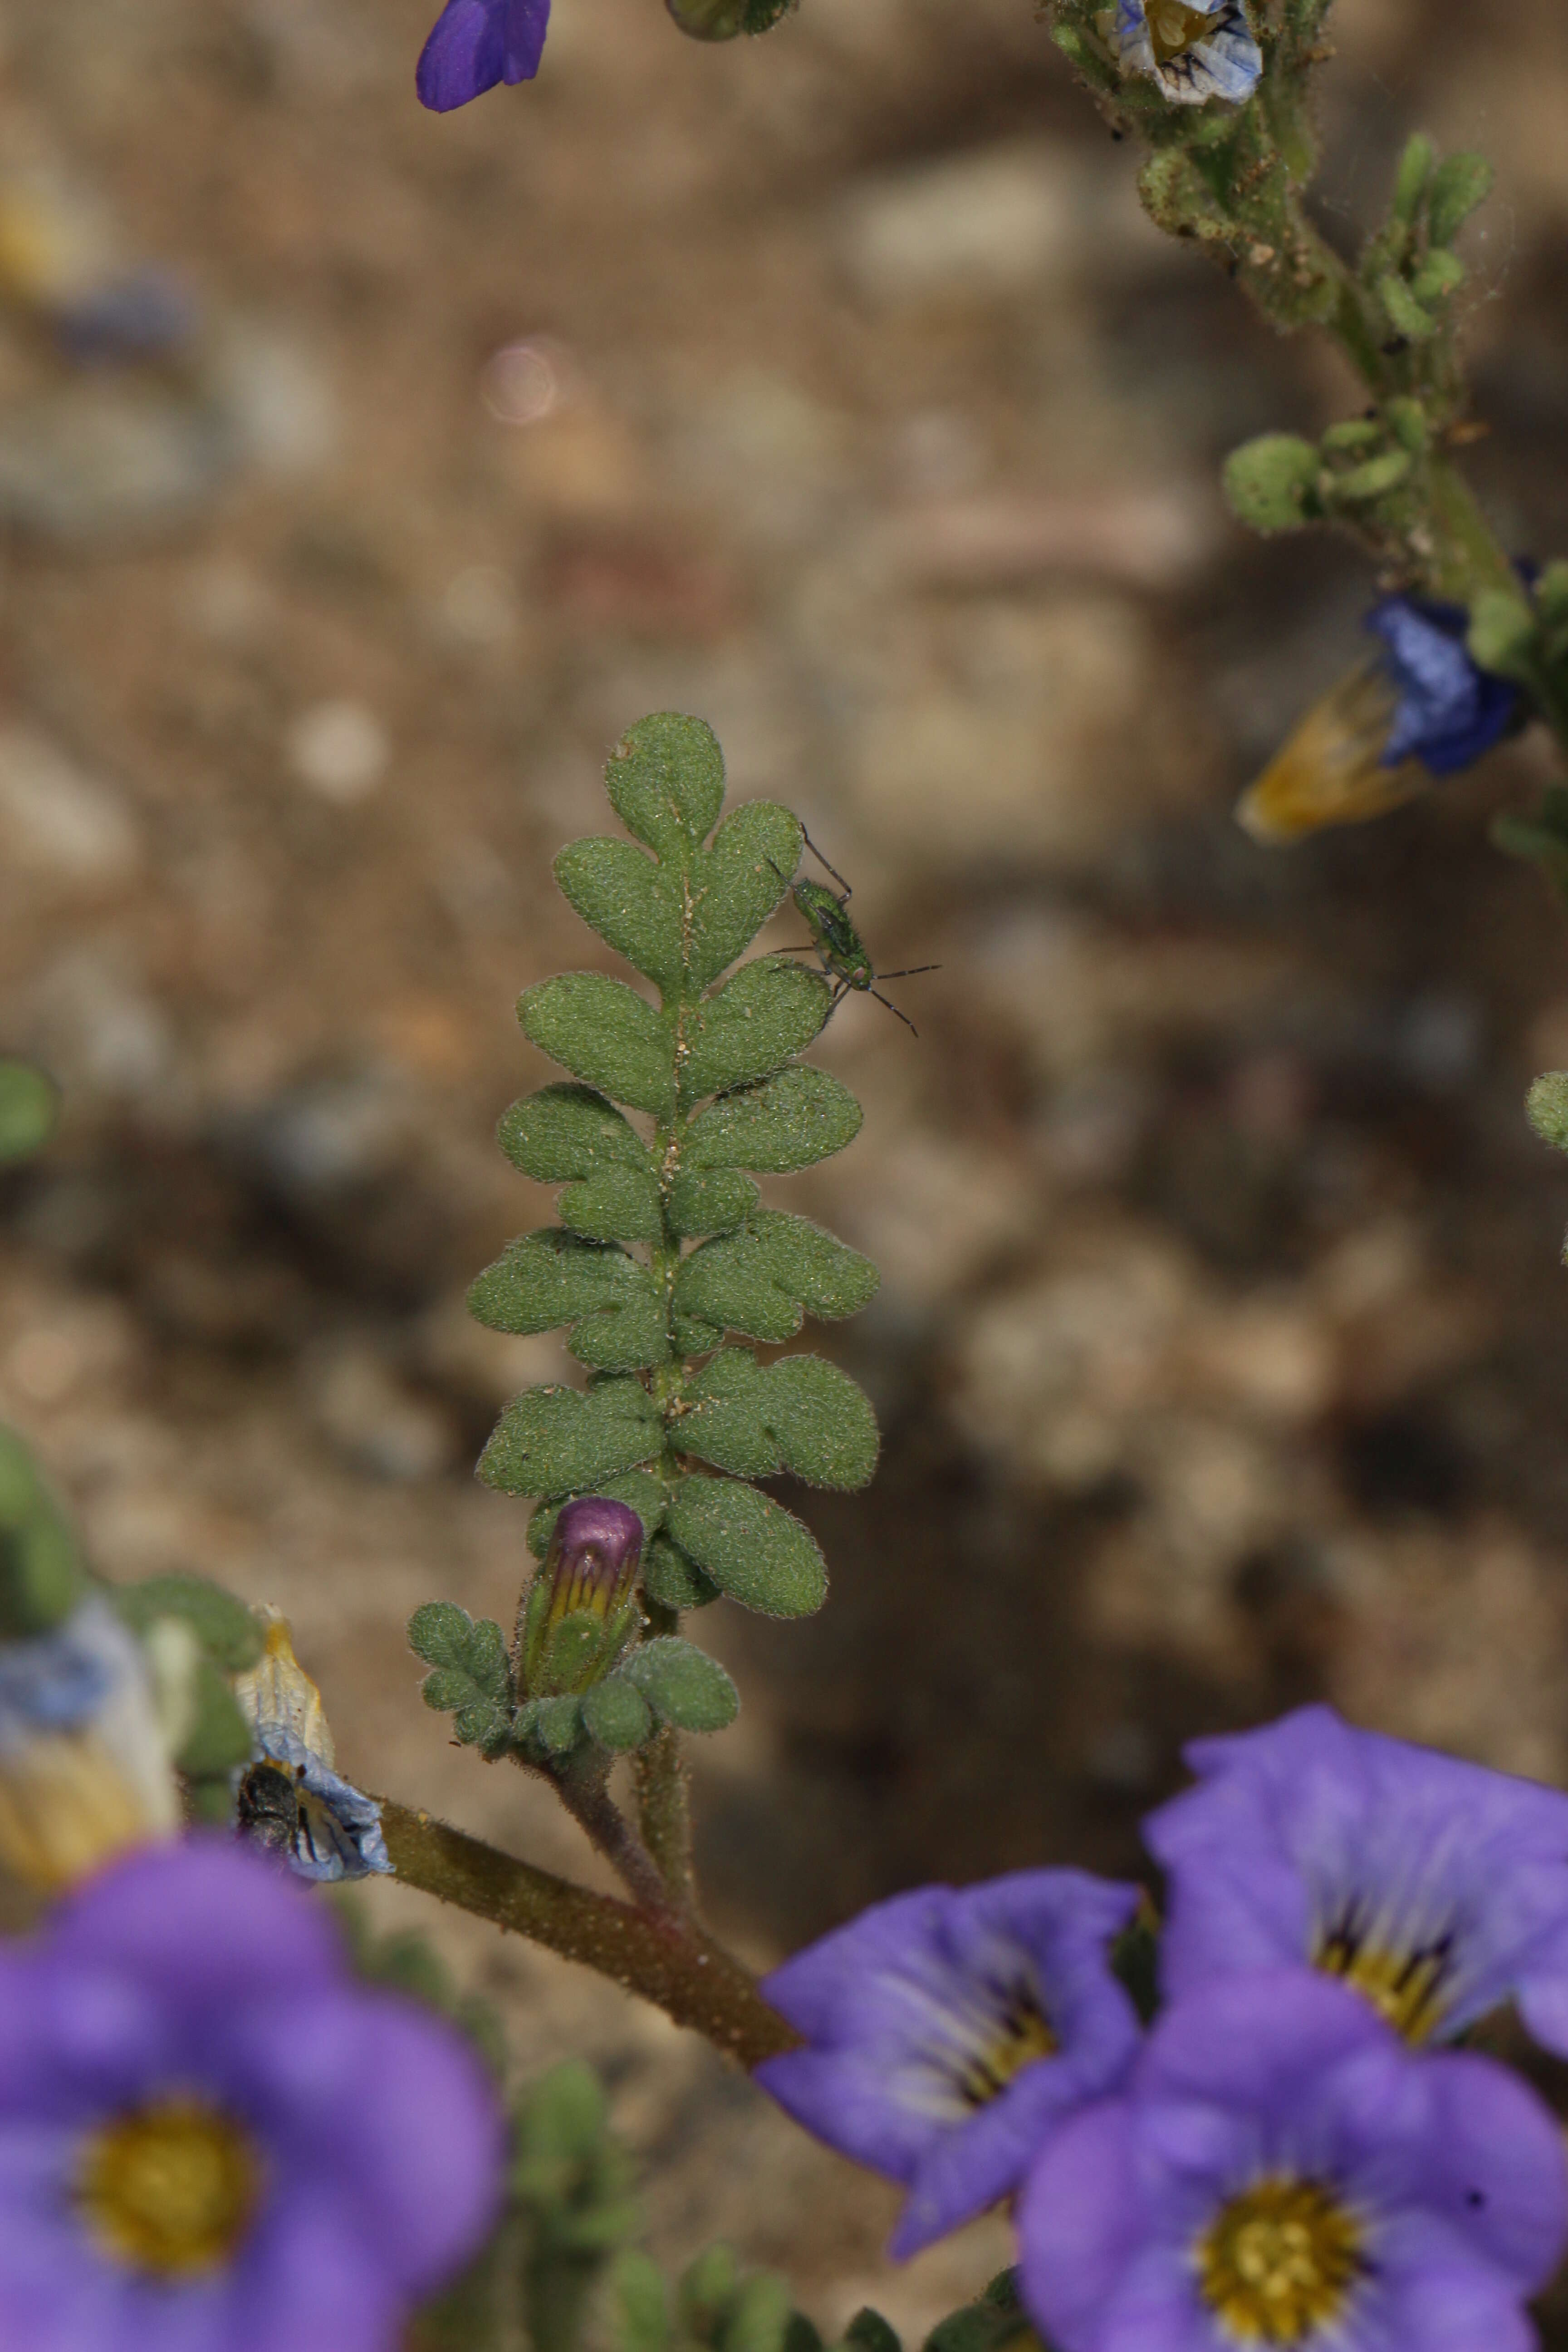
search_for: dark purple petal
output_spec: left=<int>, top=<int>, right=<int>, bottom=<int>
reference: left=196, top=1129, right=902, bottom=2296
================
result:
left=753, top=2050, right=934, bottom=2182
left=416, top=0, right=549, bottom=110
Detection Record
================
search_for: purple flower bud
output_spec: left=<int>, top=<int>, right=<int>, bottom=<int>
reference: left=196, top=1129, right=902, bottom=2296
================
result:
left=541, top=1499, right=645, bottom=1633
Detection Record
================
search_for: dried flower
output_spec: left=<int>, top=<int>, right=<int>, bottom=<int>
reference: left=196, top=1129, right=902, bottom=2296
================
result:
left=1114, top=0, right=1261, bottom=106
left=233, top=1610, right=389, bottom=1882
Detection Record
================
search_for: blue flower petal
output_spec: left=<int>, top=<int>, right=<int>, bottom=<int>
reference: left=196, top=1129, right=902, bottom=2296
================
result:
left=1365, top=596, right=1519, bottom=775
left=416, top=0, right=549, bottom=110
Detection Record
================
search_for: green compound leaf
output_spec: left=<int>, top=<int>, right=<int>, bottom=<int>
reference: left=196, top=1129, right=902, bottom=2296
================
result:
left=555, top=837, right=686, bottom=996
left=666, top=1167, right=760, bottom=1238
left=620, top=1636, right=738, bottom=1733
left=605, top=713, right=727, bottom=861
left=498, top=1085, right=662, bottom=1243
left=676, top=1351, right=879, bottom=1490
left=0, top=1060, right=58, bottom=1165
left=515, top=1693, right=585, bottom=1755
left=581, top=1676, right=654, bottom=1751
left=666, top=1477, right=827, bottom=1617
left=408, top=1603, right=514, bottom=1753
left=479, top=1378, right=662, bottom=1499
left=113, top=1573, right=265, bottom=1672
left=687, top=802, right=801, bottom=992
left=520, top=974, right=674, bottom=1119
left=673, top=1210, right=879, bottom=1344
left=527, top=1469, right=667, bottom=1562
left=683, top=1066, right=863, bottom=1174
left=469, top=1231, right=668, bottom=1373
left=680, top=960, right=830, bottom=1107
left=641, top=1530, right=721, bottom=1612
left=1426, top=151, right=1494, bottom=245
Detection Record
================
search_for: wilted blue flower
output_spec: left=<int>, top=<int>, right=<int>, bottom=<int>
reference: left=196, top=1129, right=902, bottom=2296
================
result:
left=755, top=1871, right=1142, bottom=2258
left=1115, top=0, right=1261, bottom=106
left=233, top=1609, right=390, bottom=1883
left=0, top=1838, right=503, bottom=2348
left=1019, top=1969, right=1567, bottom=2352
left=1147, top=1704, right=1568, bottom=2050
left=0, top=1595, right=179, bottom=1890
left=1365, top=593, right=1519, bottom=774
left=416, top=0, right=550, bottom=110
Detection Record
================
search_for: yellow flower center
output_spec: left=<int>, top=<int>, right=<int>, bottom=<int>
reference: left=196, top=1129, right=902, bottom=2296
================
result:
left=1147, top=1, right=1215, bottom=62
left=956, top=1981, right=1058, bottom=2107
left=1313, top=1919, right=1455, bottom=2043
left=77, top=2100, right=262, bottom=2277
left=1197, top=2176, right=1367, bottom=2345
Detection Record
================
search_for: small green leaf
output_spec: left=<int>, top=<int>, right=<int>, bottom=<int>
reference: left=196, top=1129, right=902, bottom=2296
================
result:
left=841, top=2315, right=902, bottom=2352
left=641, top=1531, right=721, bottom=1611
left=469, top=1231, right=667, bottom=1372
left=115, top=1574, right=265, bottom=1671
left=1466, top=589, right=1538, bottom=681
left=480, top=1379, right=662, bottom=1498
left=582, top=1676, right=655, bottom=1750
left=1221, top=434, right=1320, bottom=534
left=520, top=975, right=674, bottom=1118
left=498, top=1086, right=662, bottom=1243
left=1527, top=1073, right=1568, bottom=1155
left=1374, top=274, right=1436, bottom=342
left=1427, top=151, right=1493, bottom=245
left=722, top=2273, right=793, bottom=2352
left=524, top=1693, right=585, bottom=1754
left=411, top=1605, right=514, bottom=1753
left=1324, top=448, right=1413, bottom=504
left=605, top=713, right=726, bottom=860
left=666, top=1167, right=759, bottom=1238
left=621, top=1636, right=738, bottom=1733
left=680, top=960, right=830, bottom=1105
left=683, top=1066, right=863, bottom=1174
left=538, top=1611, right=609, bottom=1693
left=666, top=1478, right=827, bottom=1617
left=0, top=1061, right=58, bottom=1165
left=1411, top=248, right=1465, bottom=305
left=687, top=802, right=801, bottom=991
left=1391, top=131, right=1434, bottom=223
left=175, top=1660, right=254, bottom=1777
left=676, top=1351, right=878, bottom=1487
left=612, top=2250, right=670, bottom=2352
left=673, top=1211, right=878, bottom=1344
left=527, top=1471, right=668, bottom=1561
left=681, top=2247, right=740, bottom=2333
left=556, top=838, right=686, bottom=995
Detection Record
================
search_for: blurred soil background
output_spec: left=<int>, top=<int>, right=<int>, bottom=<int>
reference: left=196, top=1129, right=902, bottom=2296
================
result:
left=3, top=0, right=1568, bottom=2329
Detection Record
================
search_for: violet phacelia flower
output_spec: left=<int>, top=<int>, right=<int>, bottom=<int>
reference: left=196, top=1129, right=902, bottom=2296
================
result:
left=1146, top=1703, right=1568, bottom=2051
left=0, top=1838, right=502, bottom=2349
left=1018, top=1969, right=1568, bottom=2352
left=416, top=0, right=550, bottom=111
left=755, top=1870, right=1142, bottom=2258
left=1114, top=0, right=1261, bottom=107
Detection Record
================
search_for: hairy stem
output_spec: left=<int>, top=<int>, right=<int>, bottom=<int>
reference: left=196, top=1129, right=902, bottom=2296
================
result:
left=548, top=1763, right=676, bottom=1920
left=633, top=1725, right=696, bottom=1916
left=380, top=1799, right=798, bottom=2067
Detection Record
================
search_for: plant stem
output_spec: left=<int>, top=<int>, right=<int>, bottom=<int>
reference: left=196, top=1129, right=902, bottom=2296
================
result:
left=549, top=1763, right=677, bottom=1920
left=632, top=1724, right=696, bottom=1916
left=380, top=1798, right=799, bottom=2067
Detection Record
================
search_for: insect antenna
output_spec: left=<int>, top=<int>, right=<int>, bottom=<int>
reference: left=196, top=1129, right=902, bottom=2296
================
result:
left=799, top=827, right=855, bottom=901
left=872, top=963, right=941, bottom=980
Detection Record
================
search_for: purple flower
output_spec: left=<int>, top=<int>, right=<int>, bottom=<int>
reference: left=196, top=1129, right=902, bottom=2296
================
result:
left=1365, top=594, right=1519, bottom=776
left=1146, top=1704, right=1568, bottom=2052
left=755, top=1870, right=1142, bottom=2258
left=0, top=1838, right=504, bottom=2349
left=1019, top=1970, right=1568, bottom=2352
left=416, top=0, right=550, bottom=110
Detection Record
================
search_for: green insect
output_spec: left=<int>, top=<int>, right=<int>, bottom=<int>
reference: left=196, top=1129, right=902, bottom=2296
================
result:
left=771, top=831, right=938, bottom=1036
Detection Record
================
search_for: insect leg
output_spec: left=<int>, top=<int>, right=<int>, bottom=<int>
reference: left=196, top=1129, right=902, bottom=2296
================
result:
left=869, top=990, right=920, bottom=1037
left=872, top=964, right=941, bottom=980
